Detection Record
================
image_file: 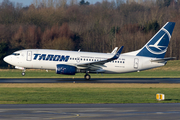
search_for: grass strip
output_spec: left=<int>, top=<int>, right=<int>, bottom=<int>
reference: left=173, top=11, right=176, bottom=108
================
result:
left=0, top=70, right=180, bottom=78
left=0, top=83, right=179, bottom=104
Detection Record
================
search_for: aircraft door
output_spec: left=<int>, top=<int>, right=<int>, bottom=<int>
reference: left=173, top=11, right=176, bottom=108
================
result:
left=134, top=58, right=139, bottom=69
left=27, top=51, right=32, bottom=61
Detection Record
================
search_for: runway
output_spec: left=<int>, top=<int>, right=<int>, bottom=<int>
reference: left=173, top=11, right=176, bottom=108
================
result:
left=0, top=78, right=180, bottom=119
left=0, top=78, right=180, bottom=83
left=0, top=104, right=180, bottom=120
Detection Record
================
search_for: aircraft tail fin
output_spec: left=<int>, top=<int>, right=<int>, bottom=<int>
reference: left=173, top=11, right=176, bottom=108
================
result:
left=124, top=22, right=175, bottom=58
left=136, top=22, right=175, bottom=58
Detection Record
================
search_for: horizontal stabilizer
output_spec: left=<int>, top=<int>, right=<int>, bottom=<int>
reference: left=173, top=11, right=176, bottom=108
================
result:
left=151, top=57, right=176, bottom=62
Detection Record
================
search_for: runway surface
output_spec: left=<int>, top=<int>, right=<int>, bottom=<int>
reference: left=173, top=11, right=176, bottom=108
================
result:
left=0, top=103, right=180, bottom=120
left=0, top=78, right=180, bottom=83
left=0, top=78, right=180, bottom=119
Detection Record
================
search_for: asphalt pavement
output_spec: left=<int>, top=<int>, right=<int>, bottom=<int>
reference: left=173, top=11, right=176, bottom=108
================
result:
left=0, top=104, right=180, bottom=120
left=0, top=78, right=180, bottom=83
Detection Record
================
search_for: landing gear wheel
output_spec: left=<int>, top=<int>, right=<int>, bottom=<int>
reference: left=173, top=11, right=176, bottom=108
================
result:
left=22, top=72, right=25, bottom=76
left=84, top=74, right=91, bottom=80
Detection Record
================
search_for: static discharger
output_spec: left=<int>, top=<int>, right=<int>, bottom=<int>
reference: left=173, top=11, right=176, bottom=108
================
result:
left=156, top=93, right=165, bottom=101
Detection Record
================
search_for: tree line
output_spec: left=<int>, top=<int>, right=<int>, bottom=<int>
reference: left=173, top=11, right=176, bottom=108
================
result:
left=0, top=0, right=180, bottom=67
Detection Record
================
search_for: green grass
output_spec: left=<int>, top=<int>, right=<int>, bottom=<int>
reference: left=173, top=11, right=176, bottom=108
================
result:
left=0, top=70, right=174, bottom=78
left=0, top=70, right=180, bottom=78
left=0, top=87, right=179, bottom=104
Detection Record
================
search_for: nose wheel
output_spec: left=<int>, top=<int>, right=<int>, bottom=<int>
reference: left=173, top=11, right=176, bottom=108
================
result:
left=21, top=68, right=26, bottom=76
left=22, top=72, right=25, bottom=76
left=84, top=74, right=91, bottom=80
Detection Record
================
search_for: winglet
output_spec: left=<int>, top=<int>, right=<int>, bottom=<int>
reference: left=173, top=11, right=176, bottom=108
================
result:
left=111, top=47, right=118, bottom=54
left=112, top=46, right=124, bottom=60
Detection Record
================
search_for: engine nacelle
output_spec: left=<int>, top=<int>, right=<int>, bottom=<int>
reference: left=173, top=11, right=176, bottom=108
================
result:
left=56, top=64, right=76, bottom=75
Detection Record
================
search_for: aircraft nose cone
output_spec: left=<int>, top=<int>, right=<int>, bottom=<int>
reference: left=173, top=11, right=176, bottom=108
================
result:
left=3, top=56, right=10, bottom=63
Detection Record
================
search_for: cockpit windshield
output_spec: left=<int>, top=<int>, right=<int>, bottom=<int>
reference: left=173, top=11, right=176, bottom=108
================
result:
left=12, top=53, right=20, bottom=56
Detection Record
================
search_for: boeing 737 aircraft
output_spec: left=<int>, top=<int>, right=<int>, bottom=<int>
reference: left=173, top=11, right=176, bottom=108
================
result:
left=3, top=22, right=175, bottom=80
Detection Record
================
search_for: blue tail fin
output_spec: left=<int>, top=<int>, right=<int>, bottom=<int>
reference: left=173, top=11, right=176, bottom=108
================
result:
left=137, top=22, right=175, bottom=58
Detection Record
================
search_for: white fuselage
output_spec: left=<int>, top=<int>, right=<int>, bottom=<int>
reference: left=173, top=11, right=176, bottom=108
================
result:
left=4, top=49, right=165, bottom=74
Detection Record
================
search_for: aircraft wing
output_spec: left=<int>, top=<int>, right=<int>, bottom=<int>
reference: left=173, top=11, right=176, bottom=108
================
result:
left=76, top=46, right=124, bottom=70
left=151, top=57, right=176, bottom=62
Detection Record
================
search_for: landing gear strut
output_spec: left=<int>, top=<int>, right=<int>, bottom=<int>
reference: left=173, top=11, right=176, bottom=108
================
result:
left=84, top=74, right=91, bottom=80
left=21, top=68, right=26, bottom=76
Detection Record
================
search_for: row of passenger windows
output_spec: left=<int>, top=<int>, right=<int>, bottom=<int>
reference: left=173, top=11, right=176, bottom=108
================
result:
left=69, top=58, right=125, bottom=63
left=70, top=58, right=99, bottom=61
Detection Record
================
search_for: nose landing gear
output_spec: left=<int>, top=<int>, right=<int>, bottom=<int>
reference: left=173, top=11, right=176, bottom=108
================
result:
left=21, top=68, right=26, bottom=76
left=21, top=72, right=25, bottom=76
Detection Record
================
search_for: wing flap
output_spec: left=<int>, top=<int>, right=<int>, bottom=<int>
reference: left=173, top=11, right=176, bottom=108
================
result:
left=76, top=46, right=124, bottom=70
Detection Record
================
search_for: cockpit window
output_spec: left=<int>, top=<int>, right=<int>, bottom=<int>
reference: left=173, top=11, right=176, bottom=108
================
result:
left=12, top=53, right=20, bottom=56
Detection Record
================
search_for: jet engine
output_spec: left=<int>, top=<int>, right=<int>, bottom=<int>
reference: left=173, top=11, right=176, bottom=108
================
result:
left=56, top=64, right=76, bottom=75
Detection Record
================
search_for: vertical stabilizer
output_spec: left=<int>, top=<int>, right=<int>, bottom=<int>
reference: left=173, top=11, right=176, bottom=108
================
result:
left=136, top=22, right=175, bottom=58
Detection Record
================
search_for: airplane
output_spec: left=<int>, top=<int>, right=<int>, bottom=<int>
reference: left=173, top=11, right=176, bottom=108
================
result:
left=3, top=22, right=175, bottom=80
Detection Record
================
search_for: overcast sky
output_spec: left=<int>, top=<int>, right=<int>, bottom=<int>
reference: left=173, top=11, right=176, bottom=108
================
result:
left=0, top=0, right=105, bottom=6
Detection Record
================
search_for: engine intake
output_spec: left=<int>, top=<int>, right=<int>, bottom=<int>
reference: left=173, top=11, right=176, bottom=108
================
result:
left=56, top=64, right=76, bottom=75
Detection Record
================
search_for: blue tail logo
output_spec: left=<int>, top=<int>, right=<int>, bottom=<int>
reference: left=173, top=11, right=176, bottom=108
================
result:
left=146, top=31, right=169, bottom=54
left=137, top=22, right=175, bottom=58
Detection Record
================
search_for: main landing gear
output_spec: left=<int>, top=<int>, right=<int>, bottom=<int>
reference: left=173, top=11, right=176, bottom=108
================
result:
left=84, top=74, right=91, bottom=80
